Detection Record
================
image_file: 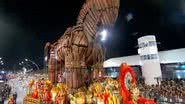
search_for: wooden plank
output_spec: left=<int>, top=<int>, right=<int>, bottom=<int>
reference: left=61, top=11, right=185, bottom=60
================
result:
left=100, top=13, right=106, bottom=25
left=78, top=3, right=89, bottom=23
left=89, top=8, right=97, bottom=23
left=114, top=8, right=119, bottom=22
left=110, top=8, right=115, bottom=23
left=97, top=0, right=103, bottom=10
left=110, top=0, right=114, bottom=8
left=85, top=19, right=96, bottom=34
left=87, top=15, right=96, bottom=28
left=84, top=27, right=94, bottom=40
left=115, top=0, right=120, bottom=8
left=79, top=5, right=86, bottom=16
left=85, top=15, right=95, bottom=30
left=94, top=0, right=100, bottom=10
left=101, top=12, right=107, bottom=25
left=101, top=0, right=105, bottom=10
left=111, top=0, right=116, bottom=22
left=95, top=0, right=99, bottom=9
left=86, top=15, right=96, bottom=31
left=84, top=23, right=95, bottom=38
left=108, top=8, right=113, bottom=24
left=107, top=0, right=111, bottom=8
left=106, top=9, right=112, bottom=24
left=84, top=28, right=95, bottom=41
left=104, top=11, right=111, bottom=25
left=102, top=0, right=108, bottom=9
left=82, top=5, right=88, bottom=17
left=93, top=10, right=100, bottom=21
left=102, top=12, right=108, bottom=25
left=113, top=0, right=116, bottom=8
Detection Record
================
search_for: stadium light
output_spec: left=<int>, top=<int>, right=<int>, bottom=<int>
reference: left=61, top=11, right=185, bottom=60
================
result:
left=100, top=30, right=107, bottom=41
left=0, top=61, right=3, bottom=63
left=0, top=60, right=4, bottom=65
left=45, top=56, right=48, bottom=62
left=177, top=75, right=181, bottom=79
left=25, top=59, right=28, bottom=61
left=1, top=71, right=5, bottom=74
left=19, top=63, right=22, bottom=66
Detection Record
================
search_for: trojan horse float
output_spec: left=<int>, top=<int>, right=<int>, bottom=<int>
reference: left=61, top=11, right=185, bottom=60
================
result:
left=45, top=0, right=120, bottom=89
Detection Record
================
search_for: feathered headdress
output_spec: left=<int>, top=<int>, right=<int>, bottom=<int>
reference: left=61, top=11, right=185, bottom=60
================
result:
left=118, top=63, right=136, bottom=103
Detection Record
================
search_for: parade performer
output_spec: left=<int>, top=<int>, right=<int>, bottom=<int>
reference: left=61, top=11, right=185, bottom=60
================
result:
left=44, top=80, right=52, bottom=102
left=104, top=86, right=110, bottom=104
left=32, top=88, right=38, bottom=99
left=119, top=63, right=156, bottom=104
left=8, top=96, right=15, bottom=104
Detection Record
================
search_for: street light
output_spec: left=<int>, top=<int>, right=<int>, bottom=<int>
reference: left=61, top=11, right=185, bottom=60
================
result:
left=19, top=61, right=33, bottom=71
left=25, top=59, right=40, bottom=70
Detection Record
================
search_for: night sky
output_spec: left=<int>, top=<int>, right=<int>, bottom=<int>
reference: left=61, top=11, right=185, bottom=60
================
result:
left=0, top=0, right=185, bottom=69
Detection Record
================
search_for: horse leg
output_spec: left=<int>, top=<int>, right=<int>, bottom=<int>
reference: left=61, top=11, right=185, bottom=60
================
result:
left=48, top=57, right=57, bottom=84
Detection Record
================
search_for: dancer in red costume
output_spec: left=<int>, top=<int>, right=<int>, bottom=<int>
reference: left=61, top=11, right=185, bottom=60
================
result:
left=119, top=63, right=156, bottom=104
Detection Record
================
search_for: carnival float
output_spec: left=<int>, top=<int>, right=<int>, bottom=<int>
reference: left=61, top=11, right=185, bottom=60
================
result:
left=23, top=0, right=156, bottom=103
left=23, top=64, right=156, bottom=104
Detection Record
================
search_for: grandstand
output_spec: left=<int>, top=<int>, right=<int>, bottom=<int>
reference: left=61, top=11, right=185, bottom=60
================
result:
left=103, top=48, right=185, bottom=79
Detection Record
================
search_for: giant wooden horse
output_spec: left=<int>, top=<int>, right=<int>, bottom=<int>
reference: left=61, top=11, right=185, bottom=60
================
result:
left=45, top=0, right=120, bottom=89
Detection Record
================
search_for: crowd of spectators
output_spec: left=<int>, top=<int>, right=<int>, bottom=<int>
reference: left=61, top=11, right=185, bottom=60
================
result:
left=6, top=72, right=46, bottom=103
left=0, top=82, right=11, bottom=103
left=138, top=79, right=185, bottom=104
left=2, top=70, right=185, bottom=104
